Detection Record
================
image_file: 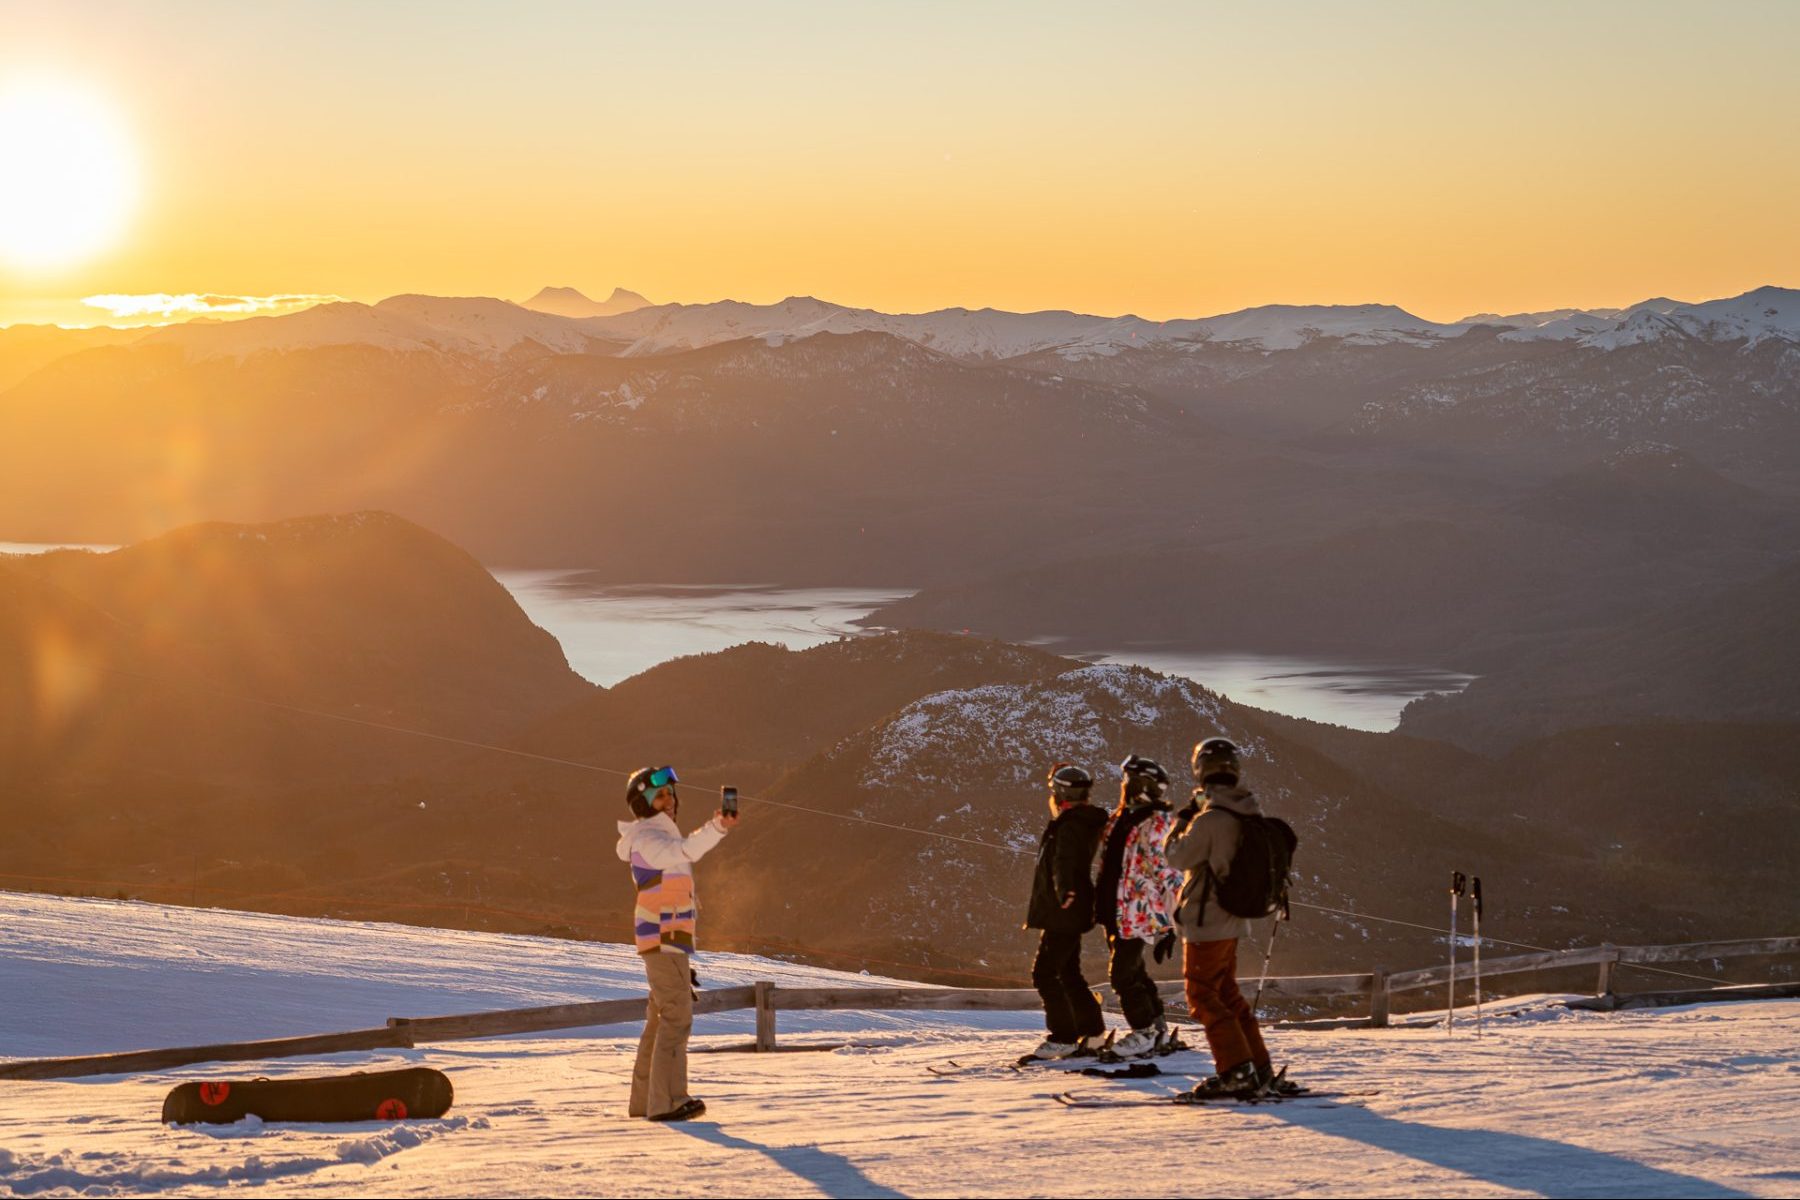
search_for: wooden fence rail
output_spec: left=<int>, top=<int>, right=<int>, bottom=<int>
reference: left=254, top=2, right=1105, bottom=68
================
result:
left=3, top=936, right=1794, bottom=1080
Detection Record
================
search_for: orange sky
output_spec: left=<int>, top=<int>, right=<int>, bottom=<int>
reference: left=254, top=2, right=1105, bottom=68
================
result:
left=2, top=2, right=1798, bottom=327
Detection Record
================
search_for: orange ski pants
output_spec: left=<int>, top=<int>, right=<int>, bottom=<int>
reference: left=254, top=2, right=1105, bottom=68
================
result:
left=1182, top=937, right=1269, bottom=1075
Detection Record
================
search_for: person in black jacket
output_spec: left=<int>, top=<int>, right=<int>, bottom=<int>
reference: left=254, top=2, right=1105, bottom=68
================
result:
left=1022, top=762, right=1110, bottom=1060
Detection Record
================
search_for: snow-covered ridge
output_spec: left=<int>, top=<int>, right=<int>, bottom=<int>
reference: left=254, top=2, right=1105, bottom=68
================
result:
left=862, top=664, right=1230, bottom=789
left=134, top=285, right=1800, bottom=364
left=585, top=297, right=1466, bottom=359
left=1494, top=289, right=1800, bottom=347
left=140, top=296, right=623, bottom=361
left=1579, top=286, right=1800, bottom=350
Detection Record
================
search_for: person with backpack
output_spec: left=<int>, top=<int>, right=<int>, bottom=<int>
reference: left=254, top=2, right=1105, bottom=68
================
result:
left=1163, top=737, right=1296, bottom=1098
left=1093, top=755, right=1185, bottom=1058
left=615, top=764, right=738, bottom=1122
left=1022, top=762, right=1110, bottom=1061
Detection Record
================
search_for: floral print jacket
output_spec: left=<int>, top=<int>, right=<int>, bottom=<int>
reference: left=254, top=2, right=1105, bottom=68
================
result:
left=1102, top=807, right=1183, bottom=942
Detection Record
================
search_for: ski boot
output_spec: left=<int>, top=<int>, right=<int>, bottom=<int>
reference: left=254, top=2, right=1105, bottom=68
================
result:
left=647, top=1097, right=707, bottom=1122
left=1021, top=1038, right=1082, bottom=1064
left=1106, top=1026, right=1161, bottom=1060
left=1174, top=1060, right=1263, bottom=1103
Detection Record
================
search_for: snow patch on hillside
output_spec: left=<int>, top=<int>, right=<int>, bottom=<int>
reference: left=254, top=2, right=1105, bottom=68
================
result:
left=863, top=664, right=1225, bottom=788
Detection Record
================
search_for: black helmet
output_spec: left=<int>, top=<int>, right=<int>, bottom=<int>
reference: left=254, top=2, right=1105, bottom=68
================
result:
left=1047, top=762, right=1093, bottom=804
left=1192, top=737, right=1240, bottom=785
left=1119, top=755, right=1170, bottom=802
left=626, top=764, right=679, bottom=819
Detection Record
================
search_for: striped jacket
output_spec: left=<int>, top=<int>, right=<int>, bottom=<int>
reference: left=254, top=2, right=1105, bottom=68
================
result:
left=616, top=813, right=728, bottom=955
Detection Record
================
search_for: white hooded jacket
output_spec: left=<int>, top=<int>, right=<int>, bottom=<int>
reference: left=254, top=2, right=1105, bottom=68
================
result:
left=617, top=812, right=727, bottom=954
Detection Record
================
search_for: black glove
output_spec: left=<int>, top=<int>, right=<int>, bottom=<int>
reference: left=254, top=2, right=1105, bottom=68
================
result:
left=690, top=968, right=701, bottom=999
left=1153, top=931, right=1178, bottom=964
left=1173, top=802, right=1199, bottom=829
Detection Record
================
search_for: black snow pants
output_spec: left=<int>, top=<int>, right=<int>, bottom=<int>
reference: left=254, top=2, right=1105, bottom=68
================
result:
left=1105, top=927, right=1166, bottom=1032
left=1033, top=930, right=1105, bottom=1043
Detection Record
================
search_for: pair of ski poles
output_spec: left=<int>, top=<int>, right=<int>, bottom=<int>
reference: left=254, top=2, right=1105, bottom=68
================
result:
left=1449, top=872, right=1484, bottom=1036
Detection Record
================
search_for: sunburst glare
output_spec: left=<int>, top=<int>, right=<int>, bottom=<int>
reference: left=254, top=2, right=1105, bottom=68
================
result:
left=0, top=76, right=138, bottom=272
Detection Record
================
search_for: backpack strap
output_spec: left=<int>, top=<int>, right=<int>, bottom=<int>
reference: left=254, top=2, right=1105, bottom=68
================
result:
left=1192, top=807, right=1246, bottom=927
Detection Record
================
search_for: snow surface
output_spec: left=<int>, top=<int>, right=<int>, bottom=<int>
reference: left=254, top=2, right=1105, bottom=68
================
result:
left=3, top=892, right=1796, bottom=1198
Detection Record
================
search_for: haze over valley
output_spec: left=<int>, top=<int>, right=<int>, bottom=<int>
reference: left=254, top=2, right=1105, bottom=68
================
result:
left=4, top=278, right=1797, bottom=982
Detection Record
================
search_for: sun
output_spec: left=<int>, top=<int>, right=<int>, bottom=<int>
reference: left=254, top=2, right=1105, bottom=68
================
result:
left=0, top=77, right=138, bottom=273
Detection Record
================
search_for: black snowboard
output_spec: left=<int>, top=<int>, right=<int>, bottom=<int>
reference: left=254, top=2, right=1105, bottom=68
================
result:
left=162, top=1066, right=453, bottom=1125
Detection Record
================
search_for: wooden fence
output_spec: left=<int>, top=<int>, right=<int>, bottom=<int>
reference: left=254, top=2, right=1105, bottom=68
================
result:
left=2, top=936, right=1794, bottom=1081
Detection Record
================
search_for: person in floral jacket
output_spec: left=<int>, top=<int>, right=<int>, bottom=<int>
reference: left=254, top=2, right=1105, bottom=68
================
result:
left=1093, top=755, right=1184, bottom=1058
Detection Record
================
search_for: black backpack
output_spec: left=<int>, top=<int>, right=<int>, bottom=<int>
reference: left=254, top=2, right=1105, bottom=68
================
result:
left=1210, top=811, right=1298, bottom=919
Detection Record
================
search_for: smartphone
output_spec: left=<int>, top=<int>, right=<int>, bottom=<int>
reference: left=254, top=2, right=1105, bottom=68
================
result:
left=721, top=787, right=739, bottom=817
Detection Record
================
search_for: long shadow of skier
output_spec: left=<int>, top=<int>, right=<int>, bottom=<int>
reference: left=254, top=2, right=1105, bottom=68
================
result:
left=1262, top=1102, right=1751, bottom=1198
left=674, top=1121, right=907, bottom=1199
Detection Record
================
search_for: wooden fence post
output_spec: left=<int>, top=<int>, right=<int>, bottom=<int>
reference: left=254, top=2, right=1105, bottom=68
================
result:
left=754, top=981, right=777, bottom=1052
left=1596, top=945, right=1618, bottom=996
left=1369, top=968, right=1390, bottom=1029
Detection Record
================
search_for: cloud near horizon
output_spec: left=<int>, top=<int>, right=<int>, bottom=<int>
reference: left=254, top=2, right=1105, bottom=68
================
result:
left=81, top=293, right=343, bottom=321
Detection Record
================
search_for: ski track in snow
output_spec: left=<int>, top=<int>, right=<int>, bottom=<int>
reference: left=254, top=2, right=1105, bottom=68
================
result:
left=2, top=893, right=1796, bottom=1198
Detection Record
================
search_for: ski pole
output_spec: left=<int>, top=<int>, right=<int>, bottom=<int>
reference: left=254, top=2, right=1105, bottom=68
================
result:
left=1448, top=871, right=1466, bottom=1035
left=1472, top=876, right=1484, bottom=1038
left=1251, top=910, right=1284, bottom=1017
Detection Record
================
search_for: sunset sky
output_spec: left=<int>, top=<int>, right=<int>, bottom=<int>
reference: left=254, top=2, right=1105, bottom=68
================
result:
left=2, top=0, right=1798, bottom=327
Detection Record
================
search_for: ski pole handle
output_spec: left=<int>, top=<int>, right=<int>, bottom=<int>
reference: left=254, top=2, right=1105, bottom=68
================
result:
left=1451, top=871, right=1467, bottom=896
left=1471, top=876, right=1483, bottom=918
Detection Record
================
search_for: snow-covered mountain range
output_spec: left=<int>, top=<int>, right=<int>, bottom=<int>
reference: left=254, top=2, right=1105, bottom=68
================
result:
left=117, top=285, right=1800, bottom=364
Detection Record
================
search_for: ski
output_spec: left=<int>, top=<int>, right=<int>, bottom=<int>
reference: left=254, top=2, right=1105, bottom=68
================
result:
left=926, top=1053, right=1097, bottom=1078
left=932, top=1028, right=1200, bottom=1078
left=1053, top=1087, right=1377, bottom=1110
left=1079, top=1061, right=1163, bottom=1080
left=926, top=1060, right=1025, bottom=1078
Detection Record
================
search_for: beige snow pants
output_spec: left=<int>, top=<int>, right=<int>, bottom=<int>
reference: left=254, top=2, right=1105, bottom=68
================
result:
left=629, top=948, right=693, bottom=1117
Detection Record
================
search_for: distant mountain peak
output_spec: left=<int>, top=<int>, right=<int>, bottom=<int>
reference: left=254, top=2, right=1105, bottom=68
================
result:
left=521, top=286, right=651, bottom=318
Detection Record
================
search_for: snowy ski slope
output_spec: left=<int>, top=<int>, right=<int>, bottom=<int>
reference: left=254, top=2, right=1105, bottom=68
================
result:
left=1, top=893, right=1795, bottom=1198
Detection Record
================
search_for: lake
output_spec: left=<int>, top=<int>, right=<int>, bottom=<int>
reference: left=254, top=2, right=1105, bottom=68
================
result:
left=491, top=572, right=915, bottom=688
left=1, top=542, right=1472, bottom=730
left=491, top=571, right=1472, bottom=731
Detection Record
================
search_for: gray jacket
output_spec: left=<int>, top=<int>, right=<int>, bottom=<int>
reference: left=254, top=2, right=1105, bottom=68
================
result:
left=1162, top=783, right=1262, bottom=943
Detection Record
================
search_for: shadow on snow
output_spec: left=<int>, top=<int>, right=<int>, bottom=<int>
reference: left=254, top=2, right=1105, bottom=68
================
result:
left=1266, top=1102, right=1751, bottom=1199
left=674, top=1121, right=907, bottom=1199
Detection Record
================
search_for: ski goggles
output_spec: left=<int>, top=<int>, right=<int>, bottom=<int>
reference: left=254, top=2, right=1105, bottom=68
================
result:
left=646, top=765, right=679, bottom=793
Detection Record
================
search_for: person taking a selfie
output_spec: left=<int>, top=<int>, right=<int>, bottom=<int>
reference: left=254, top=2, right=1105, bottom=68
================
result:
left=615, top=765, right=738, bottom=1122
